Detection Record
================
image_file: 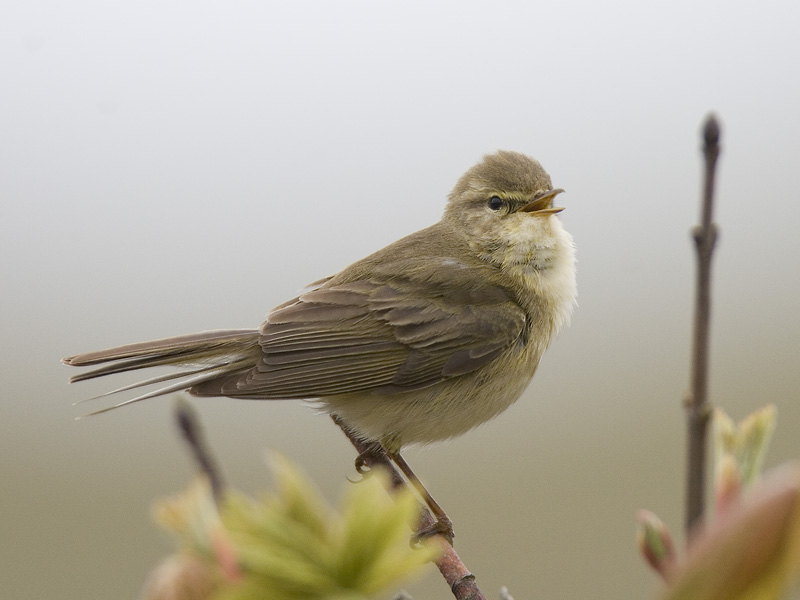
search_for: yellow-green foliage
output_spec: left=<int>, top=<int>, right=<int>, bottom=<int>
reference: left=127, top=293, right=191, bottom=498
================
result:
left=713, top=405, right=777, bottom=489
left=151, top=454, right=439, bottom=600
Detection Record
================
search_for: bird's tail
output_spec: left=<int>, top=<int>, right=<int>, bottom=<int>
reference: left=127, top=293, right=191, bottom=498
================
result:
left=63, top=329, right=261, bottom=415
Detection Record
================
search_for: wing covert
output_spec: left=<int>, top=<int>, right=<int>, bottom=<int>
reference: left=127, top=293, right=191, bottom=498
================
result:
left=219, top=259, right=527, bottom=399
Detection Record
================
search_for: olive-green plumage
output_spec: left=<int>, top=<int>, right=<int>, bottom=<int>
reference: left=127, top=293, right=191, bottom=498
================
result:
left=64, top=150, right=576, bottom=452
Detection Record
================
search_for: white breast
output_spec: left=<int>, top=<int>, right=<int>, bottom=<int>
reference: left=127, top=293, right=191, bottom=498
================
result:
left=502, top=215, right=577, bottom=337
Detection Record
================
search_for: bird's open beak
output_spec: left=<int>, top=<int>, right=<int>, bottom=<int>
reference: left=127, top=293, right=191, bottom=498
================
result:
left=518, top=188, right=565, bottom=215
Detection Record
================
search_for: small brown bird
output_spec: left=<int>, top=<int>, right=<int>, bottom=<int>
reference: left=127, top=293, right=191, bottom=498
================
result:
left=64, top=150, right=576, bottom=536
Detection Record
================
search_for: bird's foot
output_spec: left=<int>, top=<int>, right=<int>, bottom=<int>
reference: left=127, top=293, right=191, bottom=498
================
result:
left=413, top=514, right=455, bottom=546
left=354, top=441, right=389, bottom=474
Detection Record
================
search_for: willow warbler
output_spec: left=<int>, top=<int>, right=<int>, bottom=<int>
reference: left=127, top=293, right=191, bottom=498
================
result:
left=65, top=150, right=576, bottom=454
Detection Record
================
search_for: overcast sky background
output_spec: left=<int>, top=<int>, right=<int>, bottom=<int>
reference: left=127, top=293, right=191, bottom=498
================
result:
left=2, top=1, right=800, bottom=598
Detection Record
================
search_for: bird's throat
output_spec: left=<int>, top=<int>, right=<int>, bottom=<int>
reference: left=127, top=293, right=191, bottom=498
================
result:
left=484, top=216, right=577, bottom=337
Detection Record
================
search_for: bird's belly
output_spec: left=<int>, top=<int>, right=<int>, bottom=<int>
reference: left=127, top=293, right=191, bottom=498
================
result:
left=319, top=349, right=539, bottom=451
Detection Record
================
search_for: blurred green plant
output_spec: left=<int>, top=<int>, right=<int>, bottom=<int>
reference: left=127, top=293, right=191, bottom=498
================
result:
left=638, top=405, right=800, bottom=600
left=662, top=462, right=800, bottom=600
left=142, top=453, right=440, bottom=600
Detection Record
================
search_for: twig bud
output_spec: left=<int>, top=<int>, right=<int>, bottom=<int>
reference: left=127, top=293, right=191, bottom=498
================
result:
left=637, top=509, right=677, bottom=579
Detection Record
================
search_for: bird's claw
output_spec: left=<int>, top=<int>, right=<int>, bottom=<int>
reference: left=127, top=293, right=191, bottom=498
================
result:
left=354, top=442, right=387, bottom=474
left=412, top=515, right=455, bottom=546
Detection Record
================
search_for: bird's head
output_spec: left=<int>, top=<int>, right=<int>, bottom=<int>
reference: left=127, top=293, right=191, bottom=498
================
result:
left=443, top=150, right=567, bottom=268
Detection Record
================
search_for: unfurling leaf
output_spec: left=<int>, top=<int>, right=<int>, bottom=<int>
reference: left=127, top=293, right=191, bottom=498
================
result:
left=712, top=405, right=776, bottom=503
left=637, top=509, right=676, bottom=579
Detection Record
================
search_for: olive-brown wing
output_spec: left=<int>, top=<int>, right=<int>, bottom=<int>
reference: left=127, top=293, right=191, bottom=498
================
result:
left=197, top=259, right=528, bottom=399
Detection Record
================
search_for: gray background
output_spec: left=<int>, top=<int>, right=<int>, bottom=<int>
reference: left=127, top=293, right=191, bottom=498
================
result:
left=3, top=1, right=799, bottom=598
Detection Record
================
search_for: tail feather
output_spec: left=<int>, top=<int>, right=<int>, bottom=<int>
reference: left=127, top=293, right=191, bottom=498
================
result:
left=73, top=362, right=233, bottom=403
left=68, top=353, right=207, bottom=383
left=64, top=329, right=261, bottom=413
left=64, top=329, right=258, bottom=367
left=79, top=365, right=245, bottom=417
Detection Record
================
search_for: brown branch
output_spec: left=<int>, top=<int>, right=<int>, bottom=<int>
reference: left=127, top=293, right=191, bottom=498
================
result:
left=174, top=398, right=226, bottom=506
left=331, top=415, right=488, bottom=600
left=685, top=114, right=721, bottom=532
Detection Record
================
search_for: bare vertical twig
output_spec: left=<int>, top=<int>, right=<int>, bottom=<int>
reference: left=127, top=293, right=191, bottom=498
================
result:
left=685, top=114, right=721, bottom=531
left=175, top=399, right=226, bottom=506
left=331, top=415, right=488, bottom=600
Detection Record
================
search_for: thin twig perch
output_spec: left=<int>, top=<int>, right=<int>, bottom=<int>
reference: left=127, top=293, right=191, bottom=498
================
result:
left=175, top=399, right=226, bottom=506
left=685, top=114, right=721, bottom=531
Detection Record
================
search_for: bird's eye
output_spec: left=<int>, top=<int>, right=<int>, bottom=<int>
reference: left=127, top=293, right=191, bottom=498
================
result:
left=487, top=196, right=504, bottom=211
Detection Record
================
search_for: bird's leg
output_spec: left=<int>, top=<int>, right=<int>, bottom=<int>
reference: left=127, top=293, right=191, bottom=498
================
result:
left=330, top=415, right=455, bottom=544
left=389, top=452, right=454, bottom=544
